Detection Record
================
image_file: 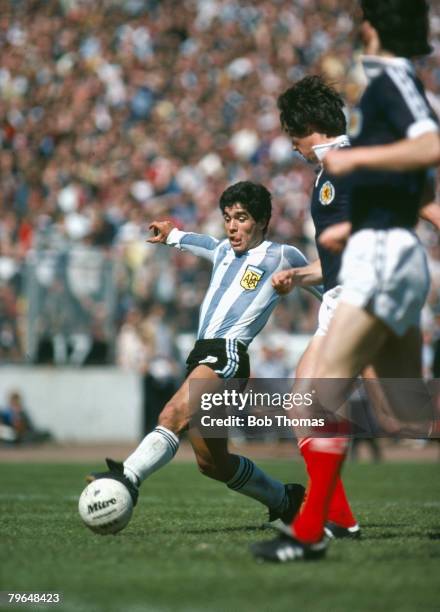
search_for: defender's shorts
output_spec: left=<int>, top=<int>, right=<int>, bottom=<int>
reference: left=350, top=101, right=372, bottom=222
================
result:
left=339, top=228, right=430, bottom=336
left=186, top=339, right=250, bottom=379
left=315, top=285, right=342, bottom=336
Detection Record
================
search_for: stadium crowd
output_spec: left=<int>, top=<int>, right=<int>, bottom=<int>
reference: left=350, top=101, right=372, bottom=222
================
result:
left=1, top=0, right=440, bottom=376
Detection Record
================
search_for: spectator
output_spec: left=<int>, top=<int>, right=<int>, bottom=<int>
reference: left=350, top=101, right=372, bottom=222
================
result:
left=0, top=390, right=52, bottom=445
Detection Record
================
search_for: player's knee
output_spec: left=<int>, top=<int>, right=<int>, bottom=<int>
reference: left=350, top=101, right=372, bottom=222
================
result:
left=158, top=401, right=188, bottom=435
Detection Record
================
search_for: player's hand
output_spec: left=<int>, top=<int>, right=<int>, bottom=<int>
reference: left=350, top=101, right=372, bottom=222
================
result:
left=147, top=220, right=174, bottom=244
left=272, top=269, right=297, bottom=295
left=318, top=221, right=352, bottom=253
left=324, top=149, right=358, bottom=176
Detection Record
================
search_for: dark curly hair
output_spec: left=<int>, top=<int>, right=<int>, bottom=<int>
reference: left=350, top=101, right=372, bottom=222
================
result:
left=277, top=76, right=346, bottom=139
left=361, top=0, right=432, bottom=57
left=219, top=181, right=272, bottom=234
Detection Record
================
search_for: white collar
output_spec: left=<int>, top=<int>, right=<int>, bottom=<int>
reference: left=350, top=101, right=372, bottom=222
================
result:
left=361, top=55, right=414, bottom=82
left=227, top=239, right=270, bottom=257
left=312, top=135, right=350, bottom=163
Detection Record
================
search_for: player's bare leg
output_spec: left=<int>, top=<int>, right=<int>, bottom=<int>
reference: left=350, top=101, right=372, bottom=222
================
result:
left=123, top=365, right=219, bottom=484
left=272, top=304, right=386, bottom=546
left=290, top=303, right=431, bottom=544
left=315, top=305, right=433, bottom=430
left=188, top=431, right=304, bottom=521
left=315, top=303, right=388, bottom=380
left=94, top=363, right=303, bottom=521
left=368, top=327, right=433, bottom=433
left=371, top=326, right=422, bottom=377
left=307, top=303, right=392, bottom=423
left=158, top=365, right=220, bottom=435
left=85, top=365, right=218, bottom=500
left=362, top=361, right=418, bottom=435
left=294, top=335, right=324, bottom=378
left=188, top=433, right=239, bottom=482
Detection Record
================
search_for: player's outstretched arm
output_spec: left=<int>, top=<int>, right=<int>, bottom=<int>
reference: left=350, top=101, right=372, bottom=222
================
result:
left=272, top=259, right=323, bottom=295
left=147, top=220, right=175, bottom=244
left=148, top=221, right=220, bottom=262
left=324, top=131, right=440, bottom=176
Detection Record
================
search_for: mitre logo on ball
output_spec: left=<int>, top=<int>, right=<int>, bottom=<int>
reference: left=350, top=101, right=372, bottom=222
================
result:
left=87, top=498, right=117, bottom=514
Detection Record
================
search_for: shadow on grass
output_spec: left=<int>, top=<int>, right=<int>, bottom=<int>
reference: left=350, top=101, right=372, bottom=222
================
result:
left=361, top=526, right=440, bottom=540
left=362, top=523, right=410, bottom=528
left=183, top=525, right=263, bottom=535
left=122, top=524, right=264, bottom=537
left=365, top=532, right=428, bottom=540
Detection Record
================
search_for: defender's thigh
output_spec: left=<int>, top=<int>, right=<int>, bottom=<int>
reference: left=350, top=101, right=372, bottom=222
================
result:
left=295, top=335, right=327, bottom=379
left=315, top=302, right=389, bottom=379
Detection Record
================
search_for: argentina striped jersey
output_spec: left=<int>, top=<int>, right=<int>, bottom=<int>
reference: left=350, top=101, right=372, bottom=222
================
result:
left=167, top=228, right=321, bottom=347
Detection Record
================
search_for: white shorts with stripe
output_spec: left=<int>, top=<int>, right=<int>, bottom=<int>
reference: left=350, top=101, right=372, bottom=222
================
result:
left=338, top=228, right=430, bottom=336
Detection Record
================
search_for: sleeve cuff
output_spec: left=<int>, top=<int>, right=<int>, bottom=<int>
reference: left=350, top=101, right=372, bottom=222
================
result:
left=166, top=228, right=186, bottom=246
left=407, top=117, right=439, bottom=139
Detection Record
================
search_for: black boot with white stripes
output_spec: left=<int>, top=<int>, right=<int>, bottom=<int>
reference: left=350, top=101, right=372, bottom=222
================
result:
left=250, top=533, right=328, bottom=563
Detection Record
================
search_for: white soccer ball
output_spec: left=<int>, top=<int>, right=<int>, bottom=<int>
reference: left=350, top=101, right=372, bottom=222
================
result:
left=78, top=479, right=133, bottom=535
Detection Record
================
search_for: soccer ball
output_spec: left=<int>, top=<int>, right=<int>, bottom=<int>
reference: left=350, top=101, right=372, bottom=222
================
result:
left=78, top=479, right=133, bottom=535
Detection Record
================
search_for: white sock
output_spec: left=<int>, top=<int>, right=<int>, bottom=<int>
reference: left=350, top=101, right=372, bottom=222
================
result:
left=226, top=456, right=287, bottom=512
left=124, top=426, right=179, bottom=485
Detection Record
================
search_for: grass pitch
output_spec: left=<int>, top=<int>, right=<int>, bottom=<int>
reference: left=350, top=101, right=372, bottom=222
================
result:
left=1, top=460, right=439, bottom=612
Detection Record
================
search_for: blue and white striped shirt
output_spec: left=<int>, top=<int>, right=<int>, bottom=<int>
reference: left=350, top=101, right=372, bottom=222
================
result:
left=167, top=229, right=321, bottom=347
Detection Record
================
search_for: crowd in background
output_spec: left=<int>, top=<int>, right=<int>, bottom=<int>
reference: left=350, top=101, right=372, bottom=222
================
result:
left=1, top=0, right=440, bottom=378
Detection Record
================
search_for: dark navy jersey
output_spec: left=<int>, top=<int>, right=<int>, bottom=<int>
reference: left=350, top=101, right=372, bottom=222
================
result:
left=349, top=56, right=439, bottom=232
left=311, top=138, right=351, bottom=292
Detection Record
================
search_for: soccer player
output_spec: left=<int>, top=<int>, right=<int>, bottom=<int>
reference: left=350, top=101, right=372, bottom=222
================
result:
left=88, top=181, right=320, bottom=525
left=251, top=0, right=439, bottom=562
left=267, top=75, right=361, bottom=541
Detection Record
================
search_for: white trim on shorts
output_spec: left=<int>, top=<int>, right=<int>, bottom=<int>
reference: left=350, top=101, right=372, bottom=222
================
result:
left=314, top=285, right=342, bottom=337
left=214, top=339, right=240, bottom=378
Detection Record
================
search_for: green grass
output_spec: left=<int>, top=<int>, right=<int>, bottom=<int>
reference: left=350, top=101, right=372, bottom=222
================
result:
left=1, top=461, right=439, bottom=612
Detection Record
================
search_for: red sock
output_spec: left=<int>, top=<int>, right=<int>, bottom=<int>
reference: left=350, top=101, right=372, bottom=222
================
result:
left=327, top=477, right=357, bottom=528
left=293, top=437, right=348, bottom=543
left=299, top=423, right=357, bottom=528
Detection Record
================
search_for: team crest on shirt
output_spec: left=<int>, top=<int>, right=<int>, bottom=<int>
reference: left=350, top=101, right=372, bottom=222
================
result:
left=348, top=108, right=363, bottom=139
left=319, top=181, right=335, bottom=206
left=240, top=265, right=264, bottom=290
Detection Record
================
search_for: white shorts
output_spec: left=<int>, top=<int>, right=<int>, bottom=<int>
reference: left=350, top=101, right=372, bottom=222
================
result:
left=314, top=285, right=342, bottom=336
left=338, top=228, right=430, bottom=336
